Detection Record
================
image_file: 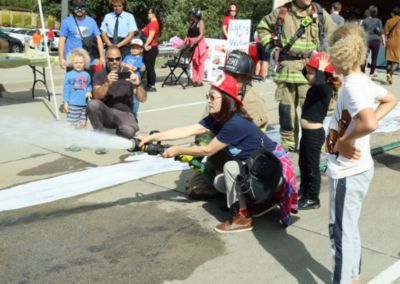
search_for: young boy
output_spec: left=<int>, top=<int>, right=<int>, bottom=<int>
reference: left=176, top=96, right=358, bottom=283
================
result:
left=121, top=38, right=143, bottom=117
left=326, top=24, right=398, bottom=284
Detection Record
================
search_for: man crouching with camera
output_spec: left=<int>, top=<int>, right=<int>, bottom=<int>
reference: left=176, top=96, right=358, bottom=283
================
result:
left=88, top=45, right=147, bottom=155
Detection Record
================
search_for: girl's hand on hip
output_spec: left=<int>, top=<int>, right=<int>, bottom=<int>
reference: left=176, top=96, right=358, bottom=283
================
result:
left=334, top=139, right=361, bottom=160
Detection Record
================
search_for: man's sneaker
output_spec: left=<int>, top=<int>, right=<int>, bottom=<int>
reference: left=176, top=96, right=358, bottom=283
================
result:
left=65, top=145, right=81, bottom=152
left=95, top=148, right=107, bottom=155
left=248, top=200, right=278, bottom=217
left=215, top=211, right=253, bottom=233
left=146, top=86, right=157, bottom=92
left=298, top=198, right=320, bottom=210
left=260, top=78, right=271, bottom=84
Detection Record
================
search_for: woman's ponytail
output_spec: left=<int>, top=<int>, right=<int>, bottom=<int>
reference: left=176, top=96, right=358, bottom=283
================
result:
left=151, top=7, right=164, bottom=37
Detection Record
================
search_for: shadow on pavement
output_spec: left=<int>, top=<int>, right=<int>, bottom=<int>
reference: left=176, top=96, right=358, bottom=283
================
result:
left=0, top=188, right=190, bottom=228
left=202, top=195, right=332, bottom=284
left=373, top=152, right=400, bottom=172
left=253, top=210, right=331, bottom=284
left=0, top=89, right=59, bottom=119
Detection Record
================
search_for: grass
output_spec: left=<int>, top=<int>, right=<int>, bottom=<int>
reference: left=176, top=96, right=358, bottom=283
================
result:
left=155, top=57, right=168, bottom=69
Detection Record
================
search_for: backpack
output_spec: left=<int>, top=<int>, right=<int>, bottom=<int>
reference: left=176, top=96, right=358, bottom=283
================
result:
left=234, top=130, right=283, bottom=205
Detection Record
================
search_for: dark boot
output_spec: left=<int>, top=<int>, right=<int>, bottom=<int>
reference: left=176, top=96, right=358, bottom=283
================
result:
left=298, top=194, right=320, bottom=210
left=298, top=188, right=307, bottom=201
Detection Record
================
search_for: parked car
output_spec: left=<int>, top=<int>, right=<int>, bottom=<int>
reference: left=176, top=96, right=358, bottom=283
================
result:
left=8, top=28, right=60, bottom=51
left=7, top=28, right=31, bottom=42
left=0, top=31, right=24, bottom=53
left=1, top=28, right=17, bottom=35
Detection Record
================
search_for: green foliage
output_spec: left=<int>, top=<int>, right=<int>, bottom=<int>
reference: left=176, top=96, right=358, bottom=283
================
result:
left=32, top=0, right=63, bottom=21
left=36, top=15, right=41, bottom=28
left=2, top=12, right=10, bottom=27
left=47, top=15, right=54, bottom=28
left=15, top=22, right=24, bottom=27
left=26, top=24, right=33, bottom=29
left=20, top=0, right=28, bottom=8
left=36, top=0, right=272, bottom=40
left=24, top=13, right=31, bottom=26
left=163, top=0, right=272, bottom=40
left=12, top=12, right=21, bottom=26
left=0, top=0, right=6, bottom=7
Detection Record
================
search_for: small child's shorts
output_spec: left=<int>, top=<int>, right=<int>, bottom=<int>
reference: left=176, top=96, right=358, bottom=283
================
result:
left=67, top=105, right=87, bottom=125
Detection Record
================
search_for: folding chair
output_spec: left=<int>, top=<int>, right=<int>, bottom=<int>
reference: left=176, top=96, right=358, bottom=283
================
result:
left=161, top=44, right=195, bottom=90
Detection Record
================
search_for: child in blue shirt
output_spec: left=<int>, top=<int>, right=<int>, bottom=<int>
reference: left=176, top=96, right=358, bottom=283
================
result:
left=121, top=38, right=143, bottom=117
left=63, top=48, right=92, bottom=151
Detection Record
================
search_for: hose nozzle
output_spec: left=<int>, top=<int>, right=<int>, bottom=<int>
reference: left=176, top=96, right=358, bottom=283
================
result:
left=127, top=133, right=166, bottom=156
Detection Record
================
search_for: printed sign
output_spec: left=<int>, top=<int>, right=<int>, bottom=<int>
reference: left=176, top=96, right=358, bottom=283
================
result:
left=227, top=19, right=251, bottom=53
left=203, top=38, right=228, bottom=82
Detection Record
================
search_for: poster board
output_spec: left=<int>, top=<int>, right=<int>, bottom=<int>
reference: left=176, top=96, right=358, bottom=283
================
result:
left=203, top=39, right=227, bottom=82
left=227, top=19, right=251, bottom=53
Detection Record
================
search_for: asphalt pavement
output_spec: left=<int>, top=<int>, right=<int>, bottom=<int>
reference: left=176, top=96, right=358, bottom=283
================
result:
left=0, top=65, right=400, bottom=284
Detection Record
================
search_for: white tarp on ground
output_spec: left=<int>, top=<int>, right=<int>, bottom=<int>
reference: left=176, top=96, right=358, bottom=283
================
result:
left=1, top=103, right=399, bottom=211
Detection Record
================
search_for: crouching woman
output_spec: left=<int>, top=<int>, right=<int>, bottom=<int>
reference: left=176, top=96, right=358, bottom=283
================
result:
left=136, top=73, right=298, bottom=233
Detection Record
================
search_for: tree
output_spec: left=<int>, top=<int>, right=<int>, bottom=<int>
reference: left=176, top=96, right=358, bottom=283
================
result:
left=12, top=12, right=21, bottom=26
left=32, top=0, right=63, bottom=21
left=2, top=12, right=10, bottom=27
left=163, top=0, right=272, bottom=39
left=35, top=0, right=272, bottom=40
left=24, top=13, right=31, bottom=27
left=47, top=15, right=55, bottom=28
left=20, top=0, right=28, bottom=8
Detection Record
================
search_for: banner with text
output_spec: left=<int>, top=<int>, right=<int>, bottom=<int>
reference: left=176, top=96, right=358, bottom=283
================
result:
left=227, top=19, right=251, bottom=53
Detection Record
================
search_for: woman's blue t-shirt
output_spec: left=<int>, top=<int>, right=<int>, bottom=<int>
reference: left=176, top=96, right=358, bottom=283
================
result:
left=199, top=113, right=276, bottom=161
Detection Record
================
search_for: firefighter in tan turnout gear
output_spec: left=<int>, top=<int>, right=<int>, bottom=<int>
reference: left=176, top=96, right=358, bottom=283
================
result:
left=182, top=50, right=269, bottom=200
left=257, top=0, right=337, bottom=152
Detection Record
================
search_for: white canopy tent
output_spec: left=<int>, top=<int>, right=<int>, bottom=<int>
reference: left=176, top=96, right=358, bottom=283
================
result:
left=38, top=0, right=60, bottom=121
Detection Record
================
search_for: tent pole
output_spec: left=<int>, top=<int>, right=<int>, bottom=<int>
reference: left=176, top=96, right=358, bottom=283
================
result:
left=38, top=0, right=60, bottom=121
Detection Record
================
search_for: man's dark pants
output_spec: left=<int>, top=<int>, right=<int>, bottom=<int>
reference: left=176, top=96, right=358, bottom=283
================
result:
left=107, top=38, right=131, bottom=60
left=87, top=100, right=139, bottom=138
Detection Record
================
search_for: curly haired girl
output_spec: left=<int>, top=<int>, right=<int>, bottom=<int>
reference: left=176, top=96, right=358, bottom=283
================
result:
left=325, top=23, right=397, bottom=284
left=63, top=48, right=92, bottom=151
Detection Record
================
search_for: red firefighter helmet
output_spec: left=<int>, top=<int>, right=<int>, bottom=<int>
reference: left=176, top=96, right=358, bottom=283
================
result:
left=210, top=72, right=242, bottom=106
left=228, top=4, right=238, bottom=11
left=306, top=51, right=336, bottom=75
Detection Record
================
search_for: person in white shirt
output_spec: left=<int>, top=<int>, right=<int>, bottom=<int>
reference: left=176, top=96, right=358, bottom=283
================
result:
left=325, top=23, right=397, bottom=284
